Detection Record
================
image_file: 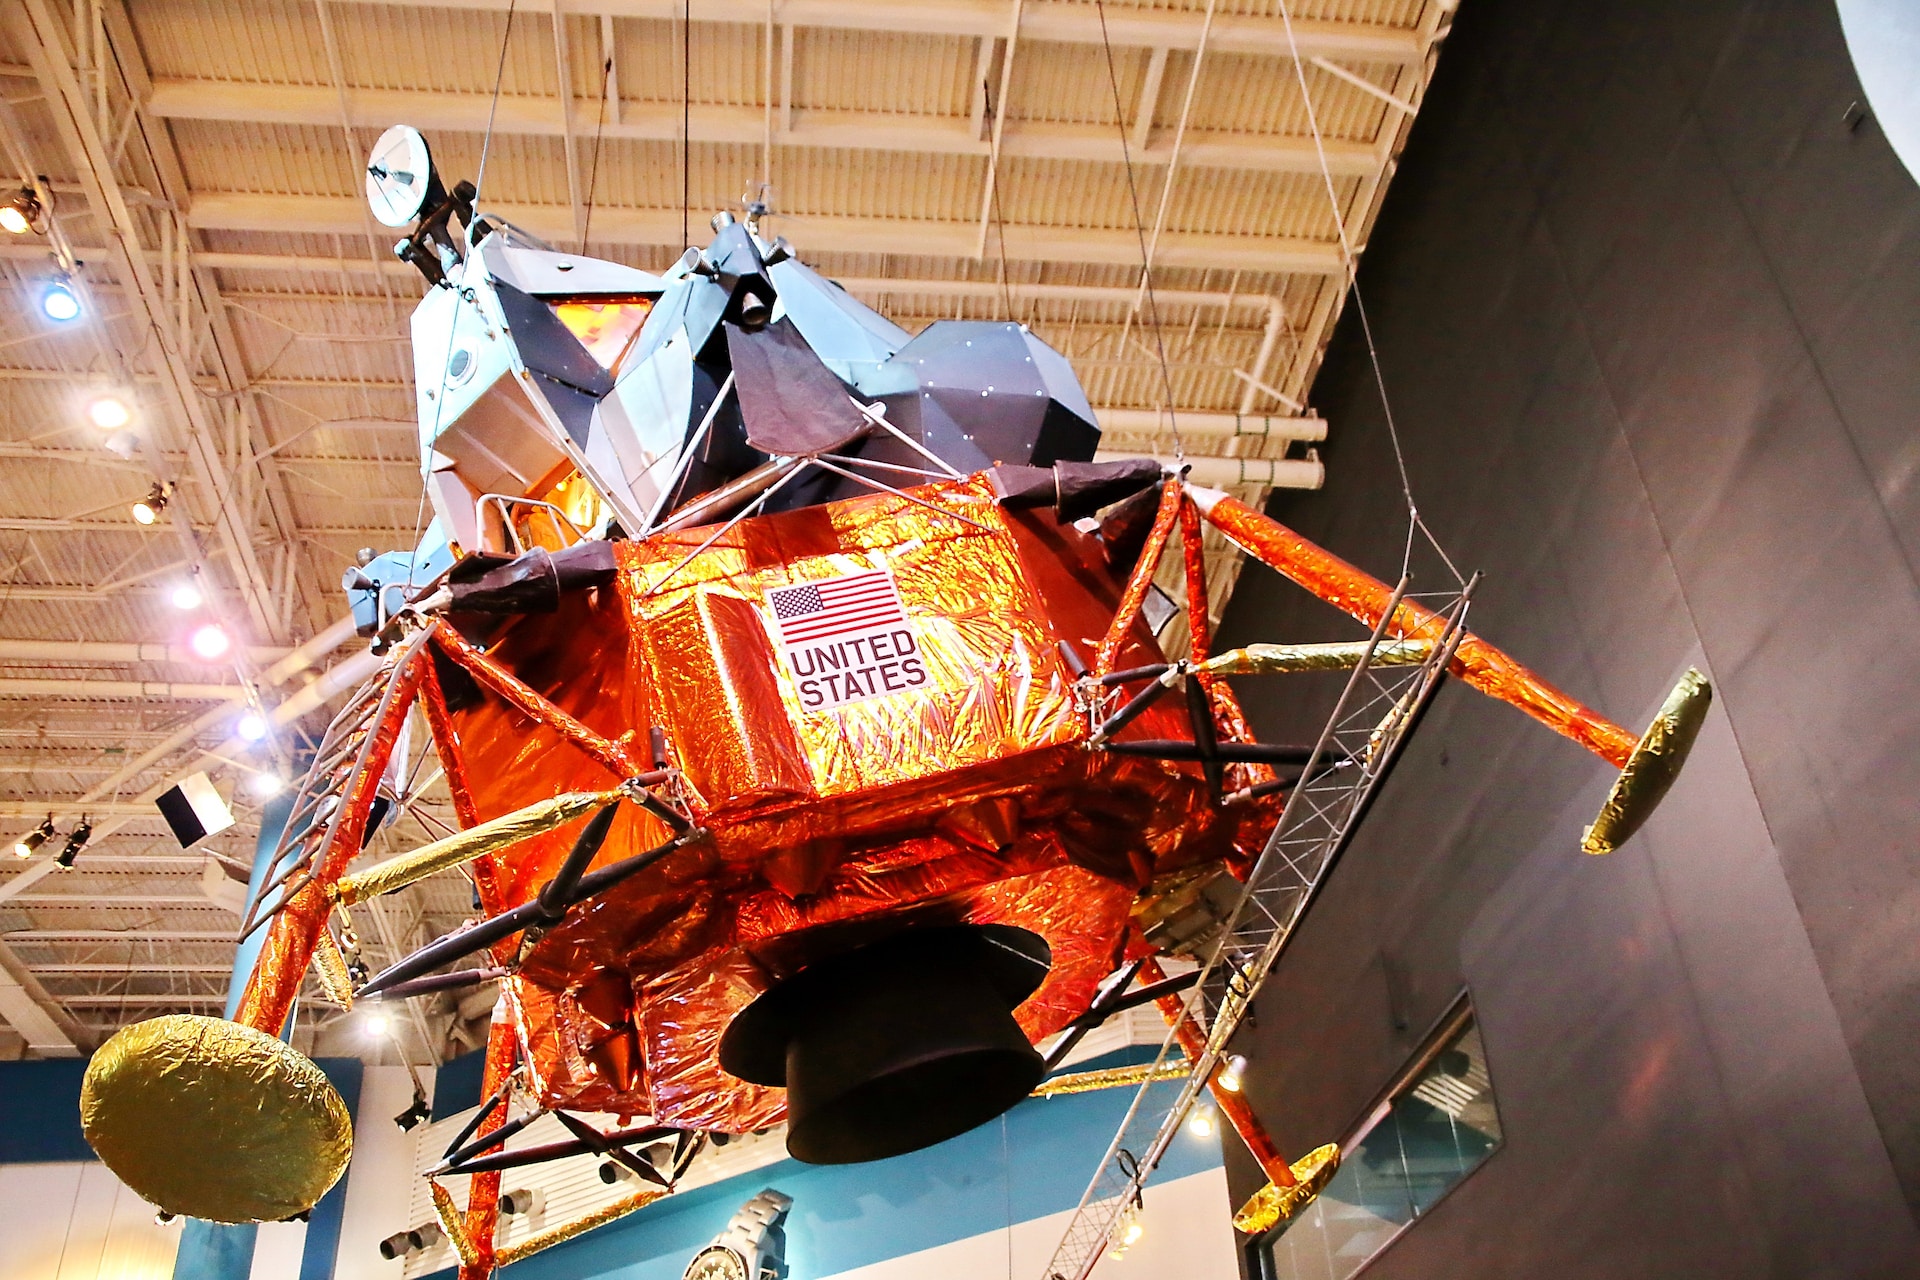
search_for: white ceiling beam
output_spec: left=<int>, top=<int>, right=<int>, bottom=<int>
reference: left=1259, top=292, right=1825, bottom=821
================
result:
left=0, top=639, right=293, bottom=663
left=141, top=79, right=1377, bottom=178
left=0, top=942, right=81, bottom=1054
left=5, top=0, right=286, bottom=647
left=184, top=193, right=1344, bottom=274
left=0, top=678, right=246, bottom=701
left=316, top=1, right=1423, bottom=64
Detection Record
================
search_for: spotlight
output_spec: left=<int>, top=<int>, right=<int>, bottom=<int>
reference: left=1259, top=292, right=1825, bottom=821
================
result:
left=378, top=1222, right=442, bottom=1259
left=392, top=1089, right=431, bottom=1131
left=41, top=278, right=80, bottom=322
left=364, top=1008, right=392, bottom=1038
left=87, top=394, right=131, bottom=430
left=1186, top=1105, right=1216, bottom=1138
left=188, top=623, right=231, bottom=660
left=236, top=711, right=269, bottom=742
left=13, top=815, right=53, bottom=858
left=131, top=481, right=169, bottom=525
left=247, top=770, right=286, bottom=799
left=0, top=189, right=40, bottom=236
left=55, top=818, right=91, bottom=868
left=169, top=581, right=203, bottom=610
left=1217, top=1054, right=1249, bottom=1094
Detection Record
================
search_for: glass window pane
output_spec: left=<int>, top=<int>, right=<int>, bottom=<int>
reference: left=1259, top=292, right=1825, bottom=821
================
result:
left=1262, top=1010, right=1500, bottom=1279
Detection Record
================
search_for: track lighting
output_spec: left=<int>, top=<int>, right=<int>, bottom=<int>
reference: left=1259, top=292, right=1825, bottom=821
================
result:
left=378, top=1221, right=442, bottom=1259
left=391, top=1089, right=431, bottom=1132
left=55, top=818, right=91, bottom=868
left=131, top=481, right=169, bottom=525
left=1217, top=1054, right=1249, bottom=1094
left=13, top=815, right=53, bottom=858
left=0, top=188, right=41, bottom=236
left=1186, top=1104, right=1216, bottom=1138
left=41, top=278, right=80, bottom=322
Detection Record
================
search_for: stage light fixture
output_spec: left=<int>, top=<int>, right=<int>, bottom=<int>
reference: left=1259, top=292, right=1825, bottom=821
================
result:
left=392, top=1089, right=431, bottom=1132
left=1186, top=1105, right=1216, bottom=1138
left=87, top=395, right=131, bottom=430
left=189, top=623, right=231, bottom=660
left=131, top=481, right=169, bottom=525
left=169, top=581, right=203, bottom=610
left=14, top=815, right=53, bottom=858
left=41, top=278, right=80, bottom=322
left=247, top=770, right=286, bottom=799
left=55, top=818, right=91, bottom=868
left=364, top=1008, right=392, bottom=1038
left=236, top=711, right=269, bottom=742
left=0, top=189, right=40, bottom=235
left=1217, top=1054, right=1249, bottom=1094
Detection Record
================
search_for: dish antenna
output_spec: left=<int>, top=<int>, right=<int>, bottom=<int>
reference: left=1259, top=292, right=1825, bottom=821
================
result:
left=365, top=125, right=438, bottom=228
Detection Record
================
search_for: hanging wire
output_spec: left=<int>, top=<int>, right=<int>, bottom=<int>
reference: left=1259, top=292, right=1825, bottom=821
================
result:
left=472, top=0, right=519, bottom=209
left=582, top=55, right=614, bottom=255
left=410, top=0, right=519, bottom=585
left=1094, top=0, right=1184, bottom=461
left=683, top=0, right=692, bottom=249
left=1274, top=0, right=1462, bottom=585
left=980, top=77, right=1017, bottom=323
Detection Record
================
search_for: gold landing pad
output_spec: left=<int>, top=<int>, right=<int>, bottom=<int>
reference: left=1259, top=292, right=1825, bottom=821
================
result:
left=80, top=1014, right=353, bottom=1223
left=1232, top=1143, right=1342, bottom=1235
left=1582, top=668, right=1713, bottom=856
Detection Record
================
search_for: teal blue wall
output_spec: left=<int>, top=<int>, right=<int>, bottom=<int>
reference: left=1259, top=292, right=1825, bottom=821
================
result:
left=422, top=1065, right=1222, bottom=1280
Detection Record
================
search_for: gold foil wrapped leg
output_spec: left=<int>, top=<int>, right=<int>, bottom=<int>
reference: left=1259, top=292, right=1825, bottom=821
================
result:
left=80, top=1014, right=352, bottom=1223
left=312, top=929, right=354, bottom=1009
left=1231, top=1143, right=1341, bottom=1234
left=1581, top=668, right=1712, bottom=856
left=492, top=1188, right=668, bottom=1266
left=431, top=1180, right=483, bottom=1271
left=1027, top=1060, right=1192, bottom=1098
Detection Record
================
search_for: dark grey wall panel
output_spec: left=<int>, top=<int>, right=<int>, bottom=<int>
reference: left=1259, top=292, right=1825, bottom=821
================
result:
left=1214, top=0, right=1920, bottom=1273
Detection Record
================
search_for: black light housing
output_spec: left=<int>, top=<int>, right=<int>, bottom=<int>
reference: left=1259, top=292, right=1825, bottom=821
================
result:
left=55, top=818, right=91, bottom=868
left=13, top=815, right=53, bottom=858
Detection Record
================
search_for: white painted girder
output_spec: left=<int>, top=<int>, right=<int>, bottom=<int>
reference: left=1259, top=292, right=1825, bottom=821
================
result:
left=143, top=80, right=1378, bottom=179
left=184, top=192, right=1345, bottom=273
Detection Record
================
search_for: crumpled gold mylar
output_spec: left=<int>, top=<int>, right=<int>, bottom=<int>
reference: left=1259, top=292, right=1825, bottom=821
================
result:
left=1231, top=1142, right=1342, bottom=1234
left=80, top=1014, right=352, bottom=1223
left=335, top=787, right=623, bottom=904
left=1200, top=639, right=1432, bottom=676
left=1582, top=667, right=1712, bottom=855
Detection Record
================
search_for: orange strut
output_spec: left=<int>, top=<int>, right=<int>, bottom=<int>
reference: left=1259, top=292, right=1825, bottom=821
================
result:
left=1177, top=494, right=1274, bottom=792
left=234, top=647, right=428, bottom=1035
left=1093, top=478, right=1184, bottom=677
left=1191, top=488, right=1637, bottom=768
left=1138, top=958, right=1296, bottom=1188
left=431, top=625, right=644, bottom=779
left=459, top=1012, right=517, bottom=1280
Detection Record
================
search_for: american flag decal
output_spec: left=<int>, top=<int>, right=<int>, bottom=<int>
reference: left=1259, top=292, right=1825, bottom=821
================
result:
left=768, top=569, right=907, bottom=646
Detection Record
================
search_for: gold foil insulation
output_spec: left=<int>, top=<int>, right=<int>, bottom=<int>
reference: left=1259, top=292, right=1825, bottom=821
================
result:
left=334, top=787, right=624, bottom=904
left=434, top=476, right=1245, bottom=1129
left=1029, top=1060, right=1191, bottom=1098
left=431, top=1180, right=483, bottom=1271
left=493, top=1189, right=668, bottom=1266
left=1582, top=667, right=1712, bottom=855
left=312, top=930, right=355, bottom=1009
left=1231, top=1143, right=1342, bottom=1234
left=1200, top=639, right=1433, bottom=676
left=80, top=1014, right=352, bottom=1223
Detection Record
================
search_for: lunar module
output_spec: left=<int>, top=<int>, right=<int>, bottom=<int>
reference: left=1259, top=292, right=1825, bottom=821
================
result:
left=78, top=128, right=1712, bottom=1279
